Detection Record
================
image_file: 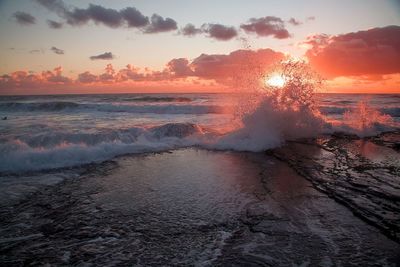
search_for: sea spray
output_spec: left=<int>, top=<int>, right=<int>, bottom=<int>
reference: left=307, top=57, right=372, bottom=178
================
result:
left=214, top=60, right=327, bottom=151
left=340, top=100, right=395, bottom=137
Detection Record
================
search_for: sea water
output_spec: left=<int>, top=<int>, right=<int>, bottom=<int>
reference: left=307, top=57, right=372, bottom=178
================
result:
left=0, top=93, right=399, bottom=173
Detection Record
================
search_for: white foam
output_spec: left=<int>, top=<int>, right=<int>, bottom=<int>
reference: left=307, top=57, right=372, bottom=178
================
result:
left=212, top=96, right=326, bottom=151
left=0, top=123, right=204, bottom=173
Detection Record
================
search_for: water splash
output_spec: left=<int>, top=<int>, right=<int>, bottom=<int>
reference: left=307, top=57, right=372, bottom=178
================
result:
left=215, top=59, right=328, bottom=151
left=341, top=100, right=395, bottom=137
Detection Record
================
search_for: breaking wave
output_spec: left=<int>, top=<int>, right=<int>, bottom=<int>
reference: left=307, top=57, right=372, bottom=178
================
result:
left=0, top=123, right=206, bottom=173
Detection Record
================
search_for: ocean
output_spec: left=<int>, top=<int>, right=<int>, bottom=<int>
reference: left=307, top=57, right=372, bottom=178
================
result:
left=1, top=93, right=399, bottom=265
left=0, top=93, right=399, bottom=173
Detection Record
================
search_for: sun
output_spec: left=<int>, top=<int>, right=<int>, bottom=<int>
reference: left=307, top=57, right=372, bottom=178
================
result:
left=265, top=74, right=286, bottom=88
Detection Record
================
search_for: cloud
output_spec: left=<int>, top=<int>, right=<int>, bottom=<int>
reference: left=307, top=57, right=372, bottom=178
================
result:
left=305, top=25, right=400, bottom=77
left=89, top=52, right=114, bottom=60
left=35, top=0, right=179, bottom=34
left=240, top=16, right=290, bottom=39
left=1, top=48, right=284, bottom=92
left=144, top=14, right=177, bottom=33
left=120, top=7, right=149, bottom=27
left=306, top=16, right=316, bottom=21
left=34, top=0, right=298, bottom=43
left=180, top=23, right=239, bottom=41
left=117, top=64, right=145, bottom=81
left=83, top=4, right=123, bottom=28
left=99, top=64, right=116, bottom=82
left=190, top=48, right=284, bottom=83
left=202, top=24, right=238, bottom=41
left=0, top=66, right=71, bottom=91
left=167, top=58, right=193, bottom=77
left=35, top=1, right=124, bottom=27
left=287, top=18, right=302, bottom=26
left=51, top=46, right=64, bottom=55
left=47, top=19, right=63, bottom=29
left=13, top=11, right=36, bottom=25
left=43, top=66, right=71, bottom=83
left=78, top=71, right=98, bottom=83
left=181, top=23, right=202, bottom=36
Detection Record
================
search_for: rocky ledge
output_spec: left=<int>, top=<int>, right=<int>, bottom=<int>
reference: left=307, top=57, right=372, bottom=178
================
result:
left=269, top=131, right=400, bottom=242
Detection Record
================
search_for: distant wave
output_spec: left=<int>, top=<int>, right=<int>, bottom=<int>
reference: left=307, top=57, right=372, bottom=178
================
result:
left=319, top=106, right=400, bottom=117
left=0, top=101, right=80, bottom=111
left=122, top=96, right=192, bottom=102
left=0, top=101, right=227, bottom=114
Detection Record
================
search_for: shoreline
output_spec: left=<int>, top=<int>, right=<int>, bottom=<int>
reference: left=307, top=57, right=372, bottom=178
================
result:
left=0, top=132, right=399, bottom=265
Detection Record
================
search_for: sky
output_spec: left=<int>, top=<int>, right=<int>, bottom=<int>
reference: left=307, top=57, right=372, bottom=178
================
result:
left=0, top=0, right=400, bottom=94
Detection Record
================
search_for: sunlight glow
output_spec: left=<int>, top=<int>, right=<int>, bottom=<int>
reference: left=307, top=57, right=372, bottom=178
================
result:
left=265, top=74, right=286, bottom=88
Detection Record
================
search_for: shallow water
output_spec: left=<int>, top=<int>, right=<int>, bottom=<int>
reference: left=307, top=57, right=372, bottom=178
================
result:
left=1, top=148, right=398, bottom=266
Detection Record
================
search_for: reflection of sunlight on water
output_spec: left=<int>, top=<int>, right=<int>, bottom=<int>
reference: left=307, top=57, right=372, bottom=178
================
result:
left=355, top=140, right=396, bottom=163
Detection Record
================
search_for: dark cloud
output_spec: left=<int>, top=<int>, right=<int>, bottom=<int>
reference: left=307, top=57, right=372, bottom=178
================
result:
left=84, top=4, right=123, bottom=28
left=34, top=0, right=170, bottom=32
left=181, top=23, right=202, bottom=36
left=202, top=24, right=238, bottom=41
left=45, top=67, right=71, bottom=83
left=13, top=11, right=36, bottom=25
left=117, top=64, right=145, bottom=81
left=167, top=58, right=193, bottom=77
left=47, top=19, right=63, bottom=29
left=51, top=46, right=64, bottom=55
left=144, top=14, right=177, bottom=33
left=306, top=16, right=316, bottom=21
left=78, top=71, right=98, bottom=83
left=305, top=26, right=400, bottom=77
left=240, top=16, right=290, bottom=39
left=90, top=52, right=114, bottom=60
left=98, top=64, right=116, bottom=82
left=120, top=7, right=149, bottom=27
left=288, top=18, right=302, bottom=26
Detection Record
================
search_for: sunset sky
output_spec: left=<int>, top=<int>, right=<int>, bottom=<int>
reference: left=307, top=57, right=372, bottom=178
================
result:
left=1, top=0, right=400, bottom=94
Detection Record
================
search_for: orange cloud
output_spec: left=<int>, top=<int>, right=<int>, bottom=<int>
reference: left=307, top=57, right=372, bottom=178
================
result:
left=0, top=48, right=285, bottom=94
left=305, top=26, right=400, bottom=78
left=0, top=67, right=71, bottom=89
left=190, top=49, right=285, bottom=83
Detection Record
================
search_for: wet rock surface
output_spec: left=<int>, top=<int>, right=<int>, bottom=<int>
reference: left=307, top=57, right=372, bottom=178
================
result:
left=215, top=156, right=400, bottom=266
left=0, top=141, right=399, bottom=266
left=270, top=131, right=400, bottom=242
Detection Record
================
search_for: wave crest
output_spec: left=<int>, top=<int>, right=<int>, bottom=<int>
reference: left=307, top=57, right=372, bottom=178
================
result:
left=0, top=123, right=205, bottom=173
